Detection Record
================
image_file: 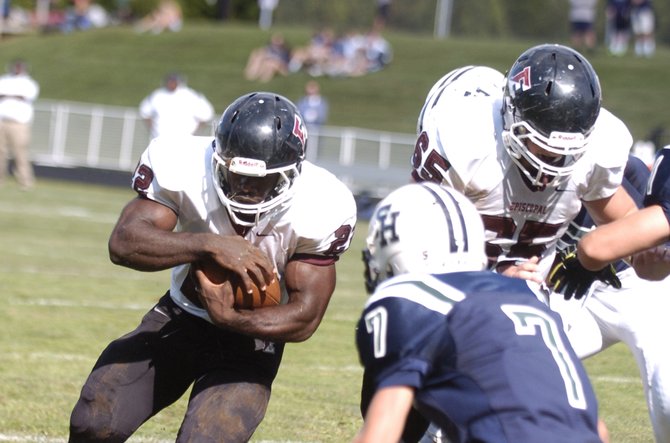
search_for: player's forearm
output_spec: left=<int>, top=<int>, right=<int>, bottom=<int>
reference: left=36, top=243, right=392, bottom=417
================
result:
left=214, top=298, right=329, bottom=342
left=108, top=229, right=217, bottom=272
left=577, top=226, right=621, bottom=271
left=578, top=206, right=670, bottom=270
left=352, top=386, right=414, bottom=443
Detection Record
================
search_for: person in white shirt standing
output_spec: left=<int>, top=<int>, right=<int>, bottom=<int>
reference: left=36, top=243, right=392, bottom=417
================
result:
left=139, top=72, right=215, bottom=140
left=0, top=59, right=39, bottom=190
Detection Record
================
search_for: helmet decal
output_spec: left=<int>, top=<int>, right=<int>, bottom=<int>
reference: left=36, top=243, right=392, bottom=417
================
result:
left=510, top=66, right=531, bottom=92
left=372, top=204, right=400, bottom=248
left=292, top=114, right=306, bottom=147
left=228, top=157, right=267, bottom=176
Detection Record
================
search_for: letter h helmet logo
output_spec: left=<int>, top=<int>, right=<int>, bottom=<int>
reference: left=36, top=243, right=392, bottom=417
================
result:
left=375, top=204, right=400, bottom=247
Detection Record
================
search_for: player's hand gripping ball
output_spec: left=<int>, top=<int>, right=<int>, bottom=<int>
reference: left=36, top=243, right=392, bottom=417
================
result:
left=195, top=261, right=282, bottom=309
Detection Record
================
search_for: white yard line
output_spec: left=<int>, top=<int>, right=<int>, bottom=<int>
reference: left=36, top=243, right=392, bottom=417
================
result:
left=592, top=375, right=642, bottom=385
left=3, top=351, right=91, bottom=362
left=0, top=204, right=118, bottom=224
left=9, top=298, right=150, bottom=311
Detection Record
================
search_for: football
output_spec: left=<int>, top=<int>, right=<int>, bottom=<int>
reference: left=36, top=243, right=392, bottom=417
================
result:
left=196, top=261, right=282, bottom=310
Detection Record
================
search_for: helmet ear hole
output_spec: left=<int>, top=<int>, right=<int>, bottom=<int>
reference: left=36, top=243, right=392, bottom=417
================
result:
left=230, top=110, right=240, bottom=123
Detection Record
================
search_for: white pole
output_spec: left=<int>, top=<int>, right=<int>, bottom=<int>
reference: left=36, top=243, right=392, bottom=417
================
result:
left=36, top=0, right=51, bottom=29
left=434, top=0, right=453, bottom=40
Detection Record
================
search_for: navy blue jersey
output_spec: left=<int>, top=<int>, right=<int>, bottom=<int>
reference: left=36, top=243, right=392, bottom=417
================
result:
left=645, top=146, right=670, bottom=228
left=356, top=271, right=600, bottom=443
left=559, top=154, right=650, bottom=272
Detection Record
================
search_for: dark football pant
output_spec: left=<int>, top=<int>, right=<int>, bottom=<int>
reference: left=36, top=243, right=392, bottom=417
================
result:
left=69, top=292, right=284, bottom=443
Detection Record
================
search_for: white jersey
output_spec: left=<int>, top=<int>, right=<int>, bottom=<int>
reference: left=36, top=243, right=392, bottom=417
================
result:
left=414, top=66, right=632, bottom=279
left=0, top=72, right=39, bottom=123
left=132, top=135, right=357, bottom=320
left=138, top=86, right=215, bottom=139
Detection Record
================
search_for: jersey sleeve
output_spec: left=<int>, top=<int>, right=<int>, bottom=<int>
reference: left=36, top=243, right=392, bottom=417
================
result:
left=356, top=295, right=450, bottom=392
left=575, top=108, right=632, bottom=201
left=644, top=147, right=670, bottom=226
left=288, top=163, right=357, bottom=262
left=131, top=136, right=212, bottom=213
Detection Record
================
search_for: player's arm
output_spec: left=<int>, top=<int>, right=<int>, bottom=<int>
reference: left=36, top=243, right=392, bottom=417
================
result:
left=583, top=184, right=638, bottom=227
left=580, top=149, right=670, bottom=274
left=579, top=185, right=638, bottom=270
left=195, top=258, right=337, bottom=342
left=138, top=98, right=155, bottom=133
left=352, top=385, right=415, bottom=443
left=109, top=196, right=274, bottom=290
left=143, top=118, right=154, bottom=133
left=579, top=205, right=670, bottom=272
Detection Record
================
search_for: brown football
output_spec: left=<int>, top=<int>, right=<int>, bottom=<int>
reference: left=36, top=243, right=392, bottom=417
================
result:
left=197, top=261, right=282, bottom=310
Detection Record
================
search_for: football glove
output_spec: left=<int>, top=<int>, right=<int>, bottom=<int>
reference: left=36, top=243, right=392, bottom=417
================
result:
left=548, top=249, right=622, bottom=300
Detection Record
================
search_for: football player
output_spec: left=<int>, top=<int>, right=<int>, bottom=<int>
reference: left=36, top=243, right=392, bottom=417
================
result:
left=412, top=45, right=636, bottom=290
left=354, top=182, right=602, bottom=443
left=69, top=92, right=357, bottom=442
left=409, top=44, right=669, bottom=440
left=549, top=154, right=670, bottom=442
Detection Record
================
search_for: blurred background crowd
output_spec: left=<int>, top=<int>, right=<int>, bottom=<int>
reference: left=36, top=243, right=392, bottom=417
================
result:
left=0, top=0, right=663, bottom=53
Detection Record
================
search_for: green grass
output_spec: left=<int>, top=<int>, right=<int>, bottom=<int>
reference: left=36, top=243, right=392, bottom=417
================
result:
left=0, top=22, right=669, bottom=141
left=0, top=178, right=654, bottom=442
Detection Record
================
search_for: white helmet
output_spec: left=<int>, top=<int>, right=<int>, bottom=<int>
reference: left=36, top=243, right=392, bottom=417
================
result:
left=363, top=182, right=487, bottom=293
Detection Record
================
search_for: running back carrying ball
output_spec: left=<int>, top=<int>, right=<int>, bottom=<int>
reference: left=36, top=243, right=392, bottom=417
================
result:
left=195, top=261, right=282, bottom=309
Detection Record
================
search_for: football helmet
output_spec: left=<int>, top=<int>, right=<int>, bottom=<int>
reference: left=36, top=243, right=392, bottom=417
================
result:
left=212, top=92, right=307, bottom=226
left=501, top=44, right=602, bottom=188
left=363, top=182, right=487, bottom=293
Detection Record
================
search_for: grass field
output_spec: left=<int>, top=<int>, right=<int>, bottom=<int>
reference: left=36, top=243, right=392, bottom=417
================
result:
left=0, top=178, right=654, bottom=442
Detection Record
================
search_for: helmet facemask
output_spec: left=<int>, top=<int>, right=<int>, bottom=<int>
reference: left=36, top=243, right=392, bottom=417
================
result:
left=502, top=115, right=591, bottom=188
left=212, top=151, right=300, bottom=227
left=362, top=248, right=392, bottom=295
